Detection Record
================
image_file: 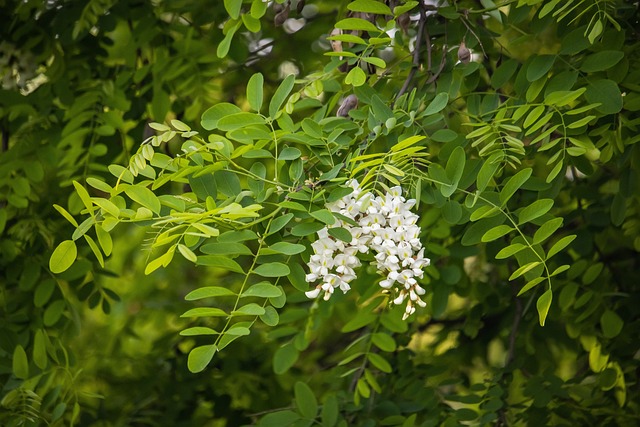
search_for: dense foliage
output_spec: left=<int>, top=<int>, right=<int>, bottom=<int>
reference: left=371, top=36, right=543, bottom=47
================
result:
left=1, top=0, right=639, bottom=425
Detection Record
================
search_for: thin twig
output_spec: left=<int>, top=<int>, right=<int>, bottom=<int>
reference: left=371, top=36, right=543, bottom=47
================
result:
left=395, top=0, right=429, bottom=102
left=505, top=283, right=523, bottom=365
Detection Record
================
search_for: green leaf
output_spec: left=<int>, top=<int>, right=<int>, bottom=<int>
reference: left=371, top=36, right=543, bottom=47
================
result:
left=442, top=146, right=465, bottom=197
left=372, top=333, right=397, bottom=352
left=273, top=343, right=299, bottom=374
left=269, top=242, right=306, bottom=255
left=201, top=103, right=242, bottom=130
left=242, top=13, right=261, bottom=32
left=217, top=112, right=266, bottom=131
left=546, top=235, right=576, bottom=259
left=180, top=327, right=219, bottom=336
left=188, top=345, right=217, bottom=373
left=251, top=0, right=268, bottom=18
left=423, top=92, right=449, bottom=116
left=225, top=325, right=251, bottom=336
left=295, top=381, right=318, bottom=419
left=217, top=21, right=241, bottom=58
left=361, top=56, right=386, bottom=69
left=260, top=410, right=301, bottom=426
left=367, top=353, right=392, bottom=373
left=321, top=394, right=339, bottom=427
left=509, top=261, right=541, bottom=280
left=517, top=277, right=546, bottom=296
left=201, top=242, right=252, bottom=256
left=495, top=243, right=526, bottom=259
left=581, top=51, right=624, bottom=73
left=491, top=59, right=518, bottom=89
left=585, top=79, right=623, bottom=114
left=328, top=227, right=352, bottom=243
left=345, top=67, right=367, bottom=87
left=184, top=286, right=236, bottom=300
left=73, top=180, right=95, bottom=217
left=33, top=330, right=48, bottom=370
left=243, top=282, right=283, bottom=298
left=53, top=204, right=79, bottom=227
left=342, top=312, right=376, bottom=332
left=310, top=209, right=336, bottom=225
left=292, top=222, right=325, bottom=236
left=196, top=255, right=244, bottom=274
left=178, top=244, right=197, bottom=262
left=260, top=306, right=279, bottom=326
left=246, top=72, right=264, bottom=112
left=533, top=218, right=563, bottom=245
left=124, top=185, right=161, bottom=214
left=481, top=225, right=513, bottom=242
left=335, top=17, right=379, bottom=33
left=269, top=212, right=294, bottom=235
left=13, top=345, right=29, bottom=379
left=254, top=262, right=291, bottom=277
left=269, top=74, right=296, bottom=118
left=181, top=307, right=228, bottom=317
left=499, top=168, right=532, bottom=205
left=49, top=240, right=78, bottom=274
left=233, top=303, right=268, bottom=315
left=527, top=55, right=555, bottom=82
left=518, top=199, right=554, bottom=225
left=347, top=0, right=392, bottom=15
left=536, top=289, right=552, bottom=326
left=278, top=146, right=302, bottom=160
left=601, top=310, right=624, bottom=339
left=96, top=225, right=113, bottom=256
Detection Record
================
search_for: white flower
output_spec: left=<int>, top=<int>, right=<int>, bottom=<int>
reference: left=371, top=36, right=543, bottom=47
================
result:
left=304, top=179, right=430, bottom=320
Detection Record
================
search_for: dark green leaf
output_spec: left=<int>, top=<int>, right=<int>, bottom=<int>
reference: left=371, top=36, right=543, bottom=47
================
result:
left=601, top=310, right=623, bottom=338
left=273, top=343, right=299, bottom=374
left=527, top=55, right=555, bottom=82
left=13, top=345, right=29, bottom=379
left=581, top=51, right=624, bottom=73
left=585, top=79, right=623, bottom=114
left=295, top=381, right=318, bottom=419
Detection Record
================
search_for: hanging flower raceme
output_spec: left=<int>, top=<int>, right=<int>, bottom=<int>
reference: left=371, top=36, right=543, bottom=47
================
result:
left=305, top=180, right=430, bottom=320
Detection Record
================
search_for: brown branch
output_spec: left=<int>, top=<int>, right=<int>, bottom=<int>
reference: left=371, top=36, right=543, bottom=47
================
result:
left=395, top=0, right=429, bottom=103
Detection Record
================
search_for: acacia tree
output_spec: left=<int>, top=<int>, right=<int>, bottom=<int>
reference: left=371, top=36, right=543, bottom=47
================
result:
left=2, top=0, right=639, bottom=425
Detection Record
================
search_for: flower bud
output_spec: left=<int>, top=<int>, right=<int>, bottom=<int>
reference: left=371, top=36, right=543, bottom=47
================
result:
left=458, top=41, right=471, bottom=64
left=274, top=4, right=290, bottom=26
left=336, top=94, right=358, bottom=117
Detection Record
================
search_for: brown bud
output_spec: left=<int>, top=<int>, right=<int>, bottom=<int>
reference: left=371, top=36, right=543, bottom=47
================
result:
left=458, top=41, right=471, bottom=64
left=296, top=0, right=305, bottom=14
left=337, top=94, right=358, bottom=117
left=329, top=28, right=343, bottom=53
left=397, top=13, right=410, bottom=34
left=274, top=4, right=290, bottom=26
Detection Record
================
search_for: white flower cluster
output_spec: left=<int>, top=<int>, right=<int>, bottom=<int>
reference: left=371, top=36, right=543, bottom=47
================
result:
left=305, top=180, right=430, bottom=320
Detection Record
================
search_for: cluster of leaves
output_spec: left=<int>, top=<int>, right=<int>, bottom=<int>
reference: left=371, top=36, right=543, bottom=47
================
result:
left=3, top=0, right=640, bottom=425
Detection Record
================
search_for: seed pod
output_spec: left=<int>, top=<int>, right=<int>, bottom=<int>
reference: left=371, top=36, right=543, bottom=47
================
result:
left=296, top=0, right=305, bottom=14
left=458, top=40, right=471, bottom=64
left=274, top=3, right=290, bottom=26
left=337, top=94, right=358, bottom=117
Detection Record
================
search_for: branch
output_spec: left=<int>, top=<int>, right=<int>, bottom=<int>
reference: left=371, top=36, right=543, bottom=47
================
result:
left=395, top=0, right=429, bottom=102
